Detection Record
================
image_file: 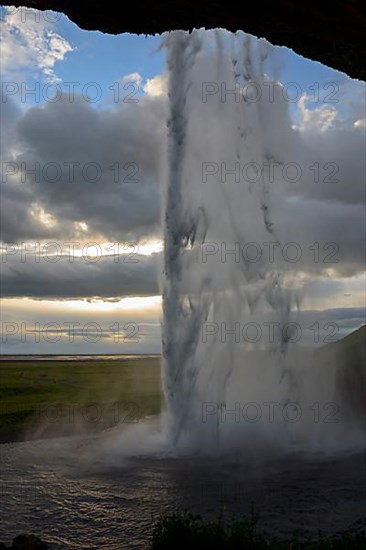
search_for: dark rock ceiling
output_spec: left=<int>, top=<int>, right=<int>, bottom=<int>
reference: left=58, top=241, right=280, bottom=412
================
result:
left=2, top=1, right=365, bottom=80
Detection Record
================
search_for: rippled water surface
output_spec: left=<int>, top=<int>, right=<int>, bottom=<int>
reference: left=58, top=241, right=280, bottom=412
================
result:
left=1, top=426, right=365, bottom=549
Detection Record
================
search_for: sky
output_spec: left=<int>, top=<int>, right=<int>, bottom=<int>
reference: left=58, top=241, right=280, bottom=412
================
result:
left=0, top=6, right=365, bottom=354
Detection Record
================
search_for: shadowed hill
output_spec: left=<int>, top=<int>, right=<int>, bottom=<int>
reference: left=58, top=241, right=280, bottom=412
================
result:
left=317, top=325, right=366, bottom=419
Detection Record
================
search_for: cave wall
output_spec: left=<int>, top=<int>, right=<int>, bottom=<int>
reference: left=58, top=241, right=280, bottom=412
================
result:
left=2, top=1, right=365, bottom=80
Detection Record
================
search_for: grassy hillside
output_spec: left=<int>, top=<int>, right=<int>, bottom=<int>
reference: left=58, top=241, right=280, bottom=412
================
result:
left=322, top=325, right=365, bottom=355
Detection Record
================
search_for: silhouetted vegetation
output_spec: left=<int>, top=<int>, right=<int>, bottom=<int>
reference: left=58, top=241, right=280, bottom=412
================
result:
left=151, top=512, right=366, bottom=549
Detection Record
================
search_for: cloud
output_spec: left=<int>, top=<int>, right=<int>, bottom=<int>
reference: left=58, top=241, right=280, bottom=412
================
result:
left=354, top=119, right=366, bottom=128
left=295, top=95, right=339, bottom=132
left=1, top=92, right=167, bottom=242
left=121, top=72, right=142, bottom=85
left=1, top=251, right=161, bottom=299
left=143, top=74, right=167, bottom=97
left=0, top=6, right=73, bottom=82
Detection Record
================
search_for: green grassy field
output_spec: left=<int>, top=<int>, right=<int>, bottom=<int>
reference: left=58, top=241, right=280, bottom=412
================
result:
left=0, top=357, right=163, bottom=442
left=1, top=326, right=364, bottom=443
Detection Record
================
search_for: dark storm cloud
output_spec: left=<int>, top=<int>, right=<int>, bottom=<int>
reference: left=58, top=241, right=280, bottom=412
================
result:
left=0, top=252, right=161, bottom=299
left=1, top=93, right=167, bottom=242
left=272, top=197, right=365, bottom=278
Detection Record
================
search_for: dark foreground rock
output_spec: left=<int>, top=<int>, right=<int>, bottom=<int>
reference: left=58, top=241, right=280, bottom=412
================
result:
left=0, top=535, right=48, bottom=549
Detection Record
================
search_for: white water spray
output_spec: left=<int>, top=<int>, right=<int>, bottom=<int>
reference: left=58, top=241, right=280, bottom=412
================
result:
left=161, top=29, right=357, bottom=454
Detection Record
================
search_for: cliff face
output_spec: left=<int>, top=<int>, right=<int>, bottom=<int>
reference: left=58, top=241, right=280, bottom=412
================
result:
left=2, top=1, right=365, bottom=80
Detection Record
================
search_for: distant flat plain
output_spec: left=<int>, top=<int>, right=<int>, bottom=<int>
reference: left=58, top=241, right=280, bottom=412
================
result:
left=0, top=356, right=163, bottom=442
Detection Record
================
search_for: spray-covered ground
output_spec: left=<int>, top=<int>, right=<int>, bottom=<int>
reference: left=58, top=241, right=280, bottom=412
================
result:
left=0, top=423, right=365, bottom=549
